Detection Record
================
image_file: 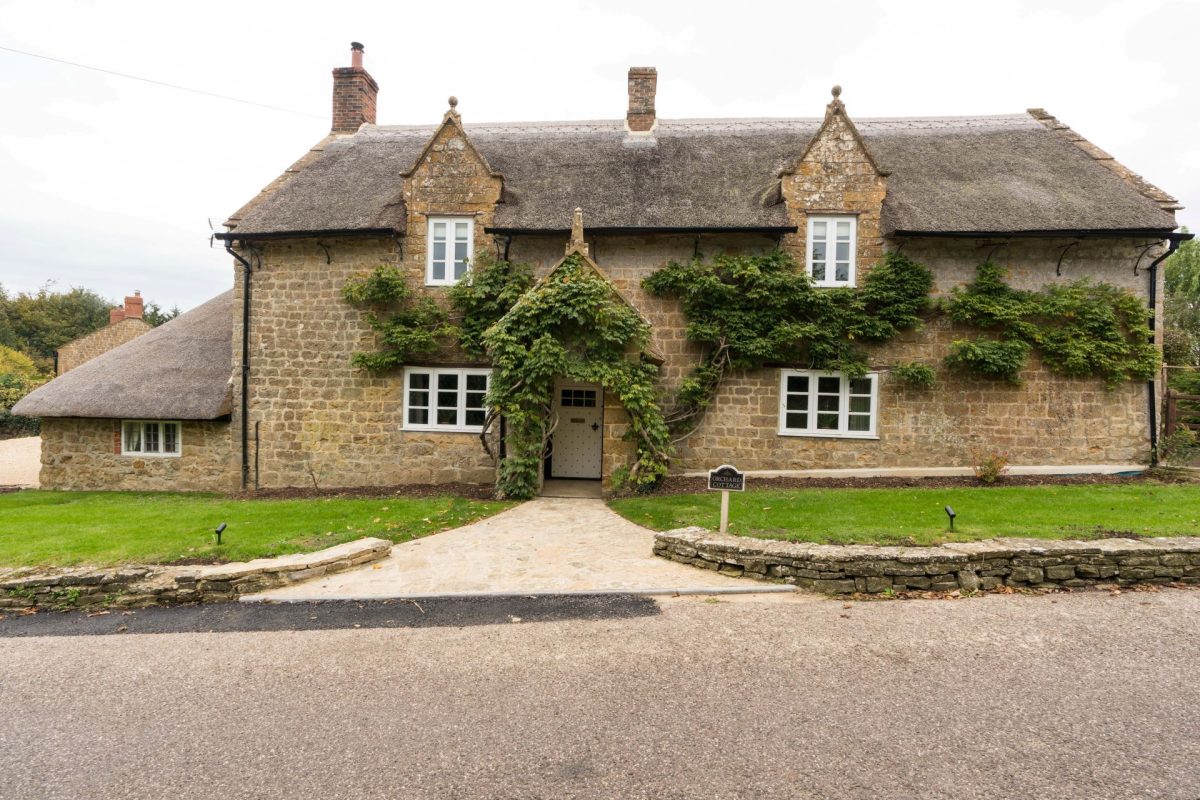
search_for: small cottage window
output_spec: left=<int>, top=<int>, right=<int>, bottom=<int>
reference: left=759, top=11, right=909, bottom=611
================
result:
left=121, top=420, right=182, bottom=456
left=403, top=368, right=491, bottom=432
left=778, top=370, right=877, bottom=438
left=426, top=217, right=474, bottom=286
left=806, top=216, right=857, bottom=287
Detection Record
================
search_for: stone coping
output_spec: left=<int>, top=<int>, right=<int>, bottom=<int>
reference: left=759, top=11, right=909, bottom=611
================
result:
left=678, top=464, right=1145, bottom=479
left=654, top=528, right=1200, bottom=594
left=0, top=537, right=392, bottom=610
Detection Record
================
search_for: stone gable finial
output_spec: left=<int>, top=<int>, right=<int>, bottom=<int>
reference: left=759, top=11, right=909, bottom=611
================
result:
left=567, top=207, right=589, bottom=256
left=444, top=95, right=460, bottom=123
left=828, top=84, right=845, bottom=115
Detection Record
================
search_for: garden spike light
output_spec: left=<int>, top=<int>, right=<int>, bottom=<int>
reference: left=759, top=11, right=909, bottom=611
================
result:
left=215, top=522, right=227, bottom=545
left=944, top=506, right=956, bottom=531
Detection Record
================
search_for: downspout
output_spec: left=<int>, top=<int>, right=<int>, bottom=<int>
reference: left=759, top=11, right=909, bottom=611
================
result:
left=225, top=241, right=254, bottom=490
left=1146, top=233, right=1191, bottom=464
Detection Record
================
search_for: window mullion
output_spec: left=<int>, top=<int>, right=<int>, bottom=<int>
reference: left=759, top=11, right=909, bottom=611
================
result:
left=457, top=369, right=468, bottom=431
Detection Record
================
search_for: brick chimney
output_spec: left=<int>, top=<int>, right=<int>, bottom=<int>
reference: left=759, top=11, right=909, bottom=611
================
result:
left=109, top=306, right=125, bottom=325
left=626, top=67, right=657, bottom=132
left=123, top=291, right=143, bottom=320
left=332, top=41, right=379, bottom=134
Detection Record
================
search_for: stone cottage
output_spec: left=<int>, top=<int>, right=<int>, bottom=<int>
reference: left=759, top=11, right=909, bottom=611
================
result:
left=55, top=291, right=151, bottom=375
left=16, top=42, right=1189, bottom=493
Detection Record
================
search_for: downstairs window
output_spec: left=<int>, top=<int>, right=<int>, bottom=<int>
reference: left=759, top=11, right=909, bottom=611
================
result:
left=121, top=420, right=182, bottom=456
left=403, top=368, right=491, bottom=432
left=778, top=370, right=878, bottom=438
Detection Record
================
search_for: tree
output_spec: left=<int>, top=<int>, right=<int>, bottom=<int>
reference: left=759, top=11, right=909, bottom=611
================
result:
left=0, top=285, right=111, bottom=370
left=143, top=302, right=181, bottom=327
left=0, top=344, right=44, bottom=438
left=0, top=283, right=178, bottom=372
left=1164, top=229, right=1200, bottom=365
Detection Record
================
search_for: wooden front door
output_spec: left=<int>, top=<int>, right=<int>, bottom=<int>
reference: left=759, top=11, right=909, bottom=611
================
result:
left=549, top=385, right=603, bottom=479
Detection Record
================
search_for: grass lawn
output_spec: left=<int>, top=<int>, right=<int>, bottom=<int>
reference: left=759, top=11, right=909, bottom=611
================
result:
left=609, top=482, right=1200, bottom=546
left=0, top=491, right=513, bottom=568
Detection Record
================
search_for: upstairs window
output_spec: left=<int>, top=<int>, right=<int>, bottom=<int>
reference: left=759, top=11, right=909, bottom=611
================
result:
left=403, top=368, right=491, bottom=432
left=807, top=216, right=857, bottom=287
left=778, top=370, right=877, bottom=438
left=426, top=217, right=473, bottom=286
left=122, top=420, right=182, bottom=456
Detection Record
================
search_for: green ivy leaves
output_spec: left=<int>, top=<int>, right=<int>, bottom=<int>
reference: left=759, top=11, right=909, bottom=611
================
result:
left=944, top=263, right=1157, bottom=386
left=644, top=250, right=934, bottom=433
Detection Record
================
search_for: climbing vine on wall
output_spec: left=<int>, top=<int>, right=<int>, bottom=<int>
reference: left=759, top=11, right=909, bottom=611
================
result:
left=344, top=249, right=1156, bottom=498
left=643, top=250, right=934, bottom=435
left=344, top=254, right=670, bottom=499
left=942, top=262, right=1158, bottom=386
left=342, top=265, right=455, bottom=372
left=482, top=254, right=670, bottom=499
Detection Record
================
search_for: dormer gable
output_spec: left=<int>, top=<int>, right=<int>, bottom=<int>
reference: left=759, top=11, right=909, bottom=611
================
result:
left=780, top=86, right=888, bottom=285
left=401, top=98, right=504, bottom=286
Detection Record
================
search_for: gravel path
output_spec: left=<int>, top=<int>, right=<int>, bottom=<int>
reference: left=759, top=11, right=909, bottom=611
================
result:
left=248, top=496, right=754, bottom=600
left=0, top=435, right=39, bottom=487
left=0, top=589, right=1196, bottom=798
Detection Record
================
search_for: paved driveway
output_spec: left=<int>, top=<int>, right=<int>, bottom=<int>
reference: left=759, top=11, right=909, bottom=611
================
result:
left=248, top=497, right=763, bottom=601
left=1, top=589, right=1197, bottom=798
left=0, top=435, right=39, bottom=488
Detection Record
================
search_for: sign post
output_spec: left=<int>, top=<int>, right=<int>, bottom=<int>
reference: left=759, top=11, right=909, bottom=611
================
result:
left=706, top=464, right=746, bottom=534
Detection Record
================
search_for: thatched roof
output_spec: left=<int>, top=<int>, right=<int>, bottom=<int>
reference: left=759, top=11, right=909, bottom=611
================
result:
left=13, top=291, right=233, bottom=420
left=227, top=113, right=1177, bottom=238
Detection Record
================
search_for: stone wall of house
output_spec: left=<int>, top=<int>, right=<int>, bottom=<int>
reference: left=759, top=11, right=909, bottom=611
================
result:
left=39, top=417, right=235, bottom=492
left=230, top=231, right=1159, bottom=491
left=233, top=237, right=497, bottom=490
left=512, top=234, right=1158, bottom=473
left=56, top=318, right=151, bottom=375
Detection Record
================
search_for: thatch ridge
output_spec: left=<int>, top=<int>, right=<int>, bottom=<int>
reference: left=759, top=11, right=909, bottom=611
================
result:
left=226, top=113, right=1177, bottom=238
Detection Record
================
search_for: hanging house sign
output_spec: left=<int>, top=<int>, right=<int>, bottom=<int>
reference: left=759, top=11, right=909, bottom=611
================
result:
left=707, top=464, right=746, bottom=492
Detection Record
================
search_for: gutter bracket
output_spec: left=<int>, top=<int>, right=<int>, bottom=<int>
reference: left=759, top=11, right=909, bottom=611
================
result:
left=1055, top=241, right=1080, bottom=277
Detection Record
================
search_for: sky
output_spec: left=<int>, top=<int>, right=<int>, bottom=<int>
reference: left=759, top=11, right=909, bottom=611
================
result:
left=0, top=0, right=1196, bottom=312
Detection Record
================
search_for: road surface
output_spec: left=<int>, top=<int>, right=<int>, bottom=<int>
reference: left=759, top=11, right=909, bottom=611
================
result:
left=0, top=589, right=1197, bottom=799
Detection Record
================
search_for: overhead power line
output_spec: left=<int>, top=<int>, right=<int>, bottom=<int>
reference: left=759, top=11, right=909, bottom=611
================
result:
left=0, top=43, right=324, bottom=119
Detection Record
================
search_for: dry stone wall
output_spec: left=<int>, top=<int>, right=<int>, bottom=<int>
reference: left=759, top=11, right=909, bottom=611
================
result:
left=656, top=528, right=1200, bottom=594
left=0, top=537, right=391, bottom=610
left=39, top=418, right=234, bottom=492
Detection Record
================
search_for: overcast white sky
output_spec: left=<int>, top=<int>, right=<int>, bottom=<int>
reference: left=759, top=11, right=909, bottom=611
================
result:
left=0, top=0, right=1196, bottom=312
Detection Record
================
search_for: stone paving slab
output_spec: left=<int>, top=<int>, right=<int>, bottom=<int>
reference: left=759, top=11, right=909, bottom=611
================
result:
left=245, top=498, right=762, bottom=602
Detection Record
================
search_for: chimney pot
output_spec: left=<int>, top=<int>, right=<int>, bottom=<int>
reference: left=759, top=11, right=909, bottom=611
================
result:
left=626, top=67, right=657, bottom=133
left=332, top=41, right=379, bottom=133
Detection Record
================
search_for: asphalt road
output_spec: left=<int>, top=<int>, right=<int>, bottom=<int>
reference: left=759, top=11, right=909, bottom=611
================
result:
left=0, top=589, right=1197, bottom=799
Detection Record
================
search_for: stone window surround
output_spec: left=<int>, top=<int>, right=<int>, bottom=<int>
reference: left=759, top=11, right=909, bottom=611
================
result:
left=121, top=419, right=182, bottom=457
left=402, top=367, right=492, bottom=433
left=806, top=214, right=858, bottom=287
left=777, top=369, right=879, bottom=440
left=425, top=215, right=475, bottom=286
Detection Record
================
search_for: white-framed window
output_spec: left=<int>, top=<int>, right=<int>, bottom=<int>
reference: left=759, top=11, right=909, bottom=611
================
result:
left=778, top=370, right=878, bottom=438
left=403, top=367, right=491, bottom=432
left=806, top=215, right=857, bottom=287
left=121, top=420, right=182, bottom=456
left=426, top=216, right=474, bottom=286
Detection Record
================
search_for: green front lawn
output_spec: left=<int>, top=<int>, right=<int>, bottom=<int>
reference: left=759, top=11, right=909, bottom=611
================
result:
left=0, top=491, right=513, bottom=568
left=609, top=482, right=1200, bottom=546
